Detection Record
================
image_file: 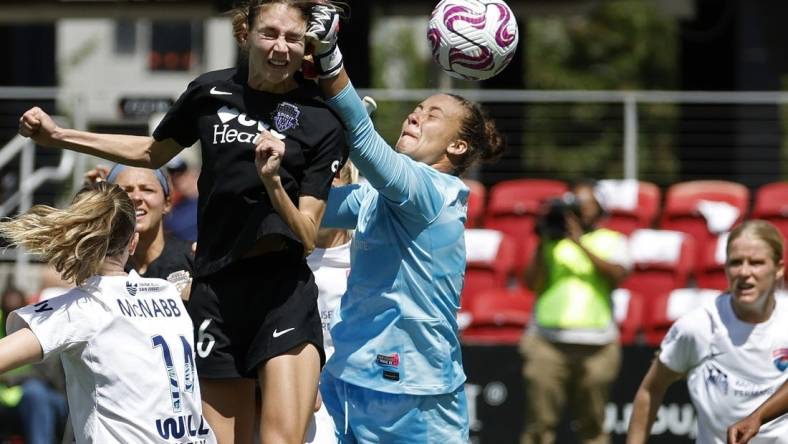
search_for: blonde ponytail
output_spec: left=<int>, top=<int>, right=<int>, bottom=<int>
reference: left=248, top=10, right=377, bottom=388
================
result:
left=0, top=182, right=136, bottom=285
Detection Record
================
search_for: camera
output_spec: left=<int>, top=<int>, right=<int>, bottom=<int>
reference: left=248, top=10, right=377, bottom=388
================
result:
left=536, top=193, right=581, bottom=239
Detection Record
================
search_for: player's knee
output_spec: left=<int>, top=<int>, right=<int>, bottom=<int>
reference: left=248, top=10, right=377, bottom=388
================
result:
left=262, top=417, right=307, bottom=444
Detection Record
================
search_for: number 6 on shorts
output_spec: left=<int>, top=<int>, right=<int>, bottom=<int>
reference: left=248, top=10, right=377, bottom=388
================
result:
left=196, top=319, right=216, bottom=358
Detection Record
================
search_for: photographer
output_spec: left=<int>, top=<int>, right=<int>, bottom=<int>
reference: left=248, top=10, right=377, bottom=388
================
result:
left=520, top=179, right=632, bottom=444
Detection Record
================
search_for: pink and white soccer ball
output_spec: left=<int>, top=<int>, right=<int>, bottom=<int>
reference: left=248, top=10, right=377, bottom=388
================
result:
left=427, top=0, right=519, bottom=81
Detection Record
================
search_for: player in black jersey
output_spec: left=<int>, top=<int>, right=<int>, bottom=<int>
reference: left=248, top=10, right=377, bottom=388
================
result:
left=17, top=1, right=346, bottom=442
left=85, top=164, right=195, bottom=300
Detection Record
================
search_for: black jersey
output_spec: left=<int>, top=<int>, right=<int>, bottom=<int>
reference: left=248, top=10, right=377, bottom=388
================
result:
left=153, top=67, right=347, bottom=277
left=125, top=235, right=193, bottom=283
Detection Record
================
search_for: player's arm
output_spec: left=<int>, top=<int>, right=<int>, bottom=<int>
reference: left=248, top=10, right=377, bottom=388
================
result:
left=0, top=328, right=43, bottom=374
left=307, top=6, right=443, bottom=218
left=728, top=380, right=788, bottom=444
left=626, top=359, right=683, bottom=444
left=19, top=107, right=183, bottom=168
left=255, top=130, right=325, bottom=255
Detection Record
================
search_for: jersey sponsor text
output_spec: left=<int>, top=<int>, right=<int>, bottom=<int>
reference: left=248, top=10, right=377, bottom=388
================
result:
left=212, top=106, right=278, bottom=145
left=155, top=413, right=211, bottom=441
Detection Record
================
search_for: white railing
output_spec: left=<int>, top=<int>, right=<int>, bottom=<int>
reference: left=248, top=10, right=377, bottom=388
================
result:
left=0, top=90, right=89, bottom=292
left=0, top=134, right=78, bottom=293
left=0, top=135, right=77, bottom=217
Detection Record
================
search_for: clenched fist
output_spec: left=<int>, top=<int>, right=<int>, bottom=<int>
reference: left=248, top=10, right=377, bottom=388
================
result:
left=255, top=129, right=285, bottom=183
left=18, top=107, right=59, bottom=146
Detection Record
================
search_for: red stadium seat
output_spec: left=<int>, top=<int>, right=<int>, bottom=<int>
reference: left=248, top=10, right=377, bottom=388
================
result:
left=484, top=179, right=568, bottom=272
left=695, top=234, right=730, bottom=291
left=598, top=180, right=661, bottom=236
left=660, top=180, right=749, bottom=264
left=621, top=229, right=696, bottom=300
left=752, top=182, right=788, bottom=265
left=462, top=229, right=519, bottom=311
left=463, top=179, right=486, bottom=228
left=643, top=288, right=719, bottom=346
left=752, top=182, right=788, bottom=221
left=612, top=288, right=645, bottom=346
left=461, top=287, right=535, bottom=346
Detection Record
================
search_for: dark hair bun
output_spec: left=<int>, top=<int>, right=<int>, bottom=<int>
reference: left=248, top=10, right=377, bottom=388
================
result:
left=481, top=117, right=505, bottom=162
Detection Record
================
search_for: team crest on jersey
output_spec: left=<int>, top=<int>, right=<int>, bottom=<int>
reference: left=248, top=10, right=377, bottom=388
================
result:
left=704, top=364, right=728, bottom=394
left=167, top=270, right=192, bottom=293
left=772, top=348, right=788, bottom=371
left=126, top=281, right=138, bottom=297
left=272, top=102, right=301, bottom=132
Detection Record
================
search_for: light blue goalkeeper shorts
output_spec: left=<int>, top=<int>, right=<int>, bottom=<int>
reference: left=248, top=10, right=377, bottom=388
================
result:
left=319, top=371, right=469, bottom=444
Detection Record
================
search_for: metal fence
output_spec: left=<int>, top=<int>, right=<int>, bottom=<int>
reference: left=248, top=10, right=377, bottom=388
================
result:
left=359, top=88, right=788, bottom=187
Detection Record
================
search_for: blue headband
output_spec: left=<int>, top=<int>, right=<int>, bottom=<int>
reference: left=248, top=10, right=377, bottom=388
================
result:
left=106, top=164, right=170, bottom=197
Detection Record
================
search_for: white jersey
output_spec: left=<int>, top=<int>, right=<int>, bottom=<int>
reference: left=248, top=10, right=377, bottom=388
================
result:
left=307, top=242, right=351, bottom=359
left=306, top=242, right=350, bottom=444
left=659, top=293, right=788, bottom=444
left=7, top=271, right=216, bottom=444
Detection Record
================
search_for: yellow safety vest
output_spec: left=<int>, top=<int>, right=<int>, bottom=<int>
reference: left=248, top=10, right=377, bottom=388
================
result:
left=535, top=228, right=622, bottom=330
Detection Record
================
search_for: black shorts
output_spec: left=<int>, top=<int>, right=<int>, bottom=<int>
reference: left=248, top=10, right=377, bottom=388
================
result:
left=188, top=252, right=325, bottom=379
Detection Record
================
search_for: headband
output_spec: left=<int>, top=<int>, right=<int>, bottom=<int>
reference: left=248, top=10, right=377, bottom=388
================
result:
left=106, top=164, right=170, bottom=197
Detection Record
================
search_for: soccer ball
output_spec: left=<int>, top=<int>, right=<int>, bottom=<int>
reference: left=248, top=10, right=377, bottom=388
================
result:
left=427, top=0, right=519, bottom=81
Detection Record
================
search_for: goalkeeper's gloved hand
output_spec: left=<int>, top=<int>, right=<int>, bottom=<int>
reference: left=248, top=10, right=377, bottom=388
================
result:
left=305, top=3, right=343, bottom=79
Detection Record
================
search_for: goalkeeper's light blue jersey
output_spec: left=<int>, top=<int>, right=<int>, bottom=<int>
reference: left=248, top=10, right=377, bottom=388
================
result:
left=322, top=82, right=468, bottom=395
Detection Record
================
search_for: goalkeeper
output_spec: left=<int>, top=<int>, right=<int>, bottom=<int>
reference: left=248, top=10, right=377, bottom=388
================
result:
left=305, top=4, right=506, bottom=442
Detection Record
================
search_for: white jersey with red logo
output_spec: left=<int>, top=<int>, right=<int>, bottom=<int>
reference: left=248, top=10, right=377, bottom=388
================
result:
left=305, top=241, right=351, bottom=444
left=307, top=241, right=351, bottom=359
left=7, top=271, right=216, bottom=444
left=659, top=293, right=788, bottom=443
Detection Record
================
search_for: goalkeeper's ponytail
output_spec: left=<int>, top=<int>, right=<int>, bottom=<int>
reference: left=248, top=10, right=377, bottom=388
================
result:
left=448, top=94, right=506, bottom=176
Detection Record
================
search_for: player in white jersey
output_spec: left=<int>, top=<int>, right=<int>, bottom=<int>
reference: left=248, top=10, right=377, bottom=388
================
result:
left=304, top=160, right=356, bottom=444
left=0, top=182, right=216, bottom=444
left=627, top=220, right=788, bottom=444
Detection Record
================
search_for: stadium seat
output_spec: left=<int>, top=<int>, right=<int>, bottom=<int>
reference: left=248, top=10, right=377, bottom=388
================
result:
left=752, top=182, right=788, bottom=265
left=612, top=288, right=645, bottom=346
left=620, top=229, right=697, bottom=300
left=462, top=229, right=519, bottom=310
left=643, top=288, right=719, bottom=346
left=597, top=179, right=661, bottom=235
left=695, top=233, right=729, bottom=291
left=484, top=179, right=568, bottom=272
left=463, top=179, right=486, bottom=228
left=461, top=287, right=535, bottom=346
left=660, top=180, right=749, bottom=264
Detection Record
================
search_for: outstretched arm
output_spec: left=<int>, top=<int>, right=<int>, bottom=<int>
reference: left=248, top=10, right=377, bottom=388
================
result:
left=627, top=359, right=683, bottom=444
left=728, top=380, right=788, bottom=444
left=0, top=328, right=43, bottom=374
left=19, top=107, right=183, bottom=168
left=307, top=6, right=443, bottom=218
